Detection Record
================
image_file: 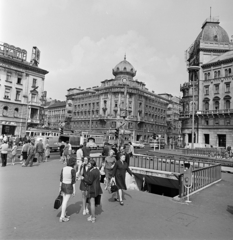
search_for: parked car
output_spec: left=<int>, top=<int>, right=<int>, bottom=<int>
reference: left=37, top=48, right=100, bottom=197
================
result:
left=132, top=141, right=145, bottom=149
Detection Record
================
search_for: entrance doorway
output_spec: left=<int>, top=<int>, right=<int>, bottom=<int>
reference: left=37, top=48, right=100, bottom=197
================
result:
left=218, top=134, right=226, bottom=148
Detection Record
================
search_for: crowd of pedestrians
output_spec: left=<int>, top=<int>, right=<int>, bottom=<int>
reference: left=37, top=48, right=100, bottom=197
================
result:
left=58, top=141, right=135, bottom=223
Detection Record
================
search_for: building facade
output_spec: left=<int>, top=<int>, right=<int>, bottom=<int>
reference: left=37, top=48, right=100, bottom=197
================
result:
left=159, top=93, right=182, bottom=147
left=66, top=57, right=169, bottom=142
left=45, top=100, right=66, bottom=129
left=0, top=42, right=48, bottom=136
left=180, top=17, right=233, bottom=147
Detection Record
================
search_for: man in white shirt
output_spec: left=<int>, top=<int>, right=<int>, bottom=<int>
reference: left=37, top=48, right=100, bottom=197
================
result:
left=76, top=146, right=83, bottom=179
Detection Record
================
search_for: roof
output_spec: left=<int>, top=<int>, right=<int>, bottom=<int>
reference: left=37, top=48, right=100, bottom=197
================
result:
left=112, top=55, right=137, bottom=77
left=47, top=101, right=66, bottom=109
left=204, top=50, right=233, bottom=65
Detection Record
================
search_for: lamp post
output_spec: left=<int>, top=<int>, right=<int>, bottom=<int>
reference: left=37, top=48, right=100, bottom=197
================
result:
left=188, top=66, right=200, bottom=149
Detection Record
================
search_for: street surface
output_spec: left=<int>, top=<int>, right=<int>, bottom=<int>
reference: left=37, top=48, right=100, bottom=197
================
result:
left=0, top=154, right=233, bottom=240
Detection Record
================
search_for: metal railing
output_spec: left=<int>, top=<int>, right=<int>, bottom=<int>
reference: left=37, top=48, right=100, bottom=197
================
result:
left=178, top=164, right=221, bottom=198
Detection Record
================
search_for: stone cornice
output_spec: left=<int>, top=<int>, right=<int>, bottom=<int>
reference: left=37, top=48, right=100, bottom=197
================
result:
left=202, top=57, right=233, bottom=68
left=0, top=55, right=49, bottom=75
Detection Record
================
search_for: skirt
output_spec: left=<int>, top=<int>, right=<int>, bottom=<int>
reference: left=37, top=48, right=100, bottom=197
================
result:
left=61, top=183, right=73, bottom=195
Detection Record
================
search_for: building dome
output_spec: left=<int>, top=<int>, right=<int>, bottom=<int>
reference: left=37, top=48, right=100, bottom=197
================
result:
left=190, top=18, right=230, bottom=58
left=112, top=55, right=137, bottom=77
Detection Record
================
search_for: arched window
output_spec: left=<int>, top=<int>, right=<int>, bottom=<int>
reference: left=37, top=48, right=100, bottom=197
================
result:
left=14, top=108, right=19, bottom=117
left=214, top=101, right=219, bottom=110
left=204, top=101, right=209, bottom=111
left=3, top=106, right=8, bottom=116
left=225, top=100, right=230, bottom=109
left=185, top=103, right=189, bottom=112
left=218, top=70, right=221, bottom=77
left=123, top=67, right=127, bottom=71
left=229, top=68, right=232, bottom=75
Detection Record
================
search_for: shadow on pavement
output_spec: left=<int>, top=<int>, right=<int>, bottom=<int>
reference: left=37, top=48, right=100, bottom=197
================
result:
left=56, top=201, right=82, bottom=217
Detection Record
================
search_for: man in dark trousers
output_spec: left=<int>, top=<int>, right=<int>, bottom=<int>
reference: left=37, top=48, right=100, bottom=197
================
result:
left=35, top=139, right=44, bottom=163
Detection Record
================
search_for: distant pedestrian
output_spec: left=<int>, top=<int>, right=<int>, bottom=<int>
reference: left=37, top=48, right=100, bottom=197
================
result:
left=11, top=142, right=18, bottom=165
left=24, top=141, right=36, bottom=167
left=0, top=140, right=9, bottom=167
left=104, top=149, right=116, bottom=190
left=62, top=142, right=69, bottom=164
left=82, top=142, right=90, bottom=158
left=35, top=139, right=44, bottom=163
left=45, top=140, right=50, bottom=162
left=59, top=157, right=76, bottom=223
left=21, top=140, right=31, bottom=166
left=125, top=142, right=134, bottom=165
left=102, top=142, right=110, bottom=161
left=76, top=145, right=83, bottom=179
left=111, top=154, right=134, bottom=206
left=59, top=141, right=65, bottom=161
left=83, top=159, right=103, bottom=223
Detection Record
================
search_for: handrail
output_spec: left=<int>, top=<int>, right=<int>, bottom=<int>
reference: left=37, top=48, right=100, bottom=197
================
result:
left=179, top=164, right=221, bottom=198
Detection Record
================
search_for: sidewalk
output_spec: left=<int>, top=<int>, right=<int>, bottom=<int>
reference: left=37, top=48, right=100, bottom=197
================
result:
left=0, top=158, right=232, bottom=240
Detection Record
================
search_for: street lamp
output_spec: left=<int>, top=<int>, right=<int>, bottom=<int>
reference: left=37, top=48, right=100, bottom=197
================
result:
left=188, top=66, right=200, bottom=149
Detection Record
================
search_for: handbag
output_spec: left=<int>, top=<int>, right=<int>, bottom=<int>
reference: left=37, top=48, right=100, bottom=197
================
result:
left=109, top=182, right=118, bottom=193
left=54, top=192, right=63, bottom=209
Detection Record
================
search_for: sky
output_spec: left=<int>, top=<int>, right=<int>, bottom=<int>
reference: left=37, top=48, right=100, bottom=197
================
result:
left=1, top=0, right=233, bottom=100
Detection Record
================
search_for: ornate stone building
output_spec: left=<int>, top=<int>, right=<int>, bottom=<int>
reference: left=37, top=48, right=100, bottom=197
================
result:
left=66, top=57, right=169, bottom=142
left=0, top=42, right=48, bottom=136
left=180, top=17, right=233, bottom=147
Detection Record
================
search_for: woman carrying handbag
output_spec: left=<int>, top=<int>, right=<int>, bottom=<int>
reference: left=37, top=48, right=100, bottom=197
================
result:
left=110, top=153, right=134, bottom=206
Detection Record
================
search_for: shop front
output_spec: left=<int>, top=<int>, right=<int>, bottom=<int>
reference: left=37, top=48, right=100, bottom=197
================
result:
left=1, top=121, right=17, bottom=135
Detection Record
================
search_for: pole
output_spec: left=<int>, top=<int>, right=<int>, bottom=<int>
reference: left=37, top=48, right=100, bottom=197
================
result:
left=191, top=79, right=195, bottom=149
left=89, top=101, right=92, bottom=132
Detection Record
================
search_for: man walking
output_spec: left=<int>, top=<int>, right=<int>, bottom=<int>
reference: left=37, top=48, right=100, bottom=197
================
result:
left=35, top=139, right=44, bottom=163
left=24, top=141, right=36, bottom=167
left=0, top=140, right=9, bottom=167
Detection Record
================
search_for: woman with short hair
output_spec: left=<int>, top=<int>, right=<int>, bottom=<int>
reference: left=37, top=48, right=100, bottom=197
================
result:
left=111, top=154, right=134, bottom=206
left=59, top=157, right=76, bottom=222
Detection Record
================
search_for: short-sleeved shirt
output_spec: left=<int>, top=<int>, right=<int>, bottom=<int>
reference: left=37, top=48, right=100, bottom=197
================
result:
left=105, top=156, right=116, bottom=170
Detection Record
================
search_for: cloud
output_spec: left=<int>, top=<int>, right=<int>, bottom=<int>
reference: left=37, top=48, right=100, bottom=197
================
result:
left=47, top=30, right=180, bottom=98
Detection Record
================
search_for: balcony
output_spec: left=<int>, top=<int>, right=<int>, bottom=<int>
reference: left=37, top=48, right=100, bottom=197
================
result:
left=197, top=109, right=233, bottom=116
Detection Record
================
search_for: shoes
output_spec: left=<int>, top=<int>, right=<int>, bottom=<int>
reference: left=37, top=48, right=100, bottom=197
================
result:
left=83, top=209, right=86, bottom=215
left=85, top=208, right=89, bottom=215
left=120, top=201, right=124, bottom=206
left=87, top=216, right=96, bottom=223
left=65, top=211, right=70, bottom=219
left=114, top=198, right=119, bottom=202
left=59, top=217, right=69, bottom=223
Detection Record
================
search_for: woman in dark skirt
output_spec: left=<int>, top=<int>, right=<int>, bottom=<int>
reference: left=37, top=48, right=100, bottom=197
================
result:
left=111, top=154, right=134, bottom=206
left=79, top=157, right=90, bottom=215
left=59, top=157, right=76, bottom=222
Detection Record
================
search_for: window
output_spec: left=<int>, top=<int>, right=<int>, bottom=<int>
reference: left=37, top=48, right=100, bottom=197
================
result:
left=225, top=69, right=229, bottom=77
left=4, top=88, right=11, bottom=99
left=229, top=68, right=232, bottom=75
left=214, top=101, right=219, bottom=110
left=6, top=72, right=12, bottom=82
left=214, top=71, right=217, bottom=78
left=32, top=78, right=37, bottom=87
left=31, top=94, right=37, bottom=103
left=214, top=84, right=219, bottom=94
left=218, top=70, right=221, bottom=77
left=204, top=101, right=209, bottom=111
left=204, top=73, right=208, bottom=80
left=225, top=100, right=230, bottom=109
left=14, top=108, right=19, bottom=117
left=114, top=101, right=118, bottom=108
left=205, top=119, right=209, bottom=125
left=15, top=90, right=21, bottom=101
left=208, top=72, right=210, bottom=79
left=225, top=83, right=230, bottom=93
left=17, top=75, right=22, bottom=84
left=204, top=86, right=209, bottom=95
left=3, top=106, right=8, bottom=116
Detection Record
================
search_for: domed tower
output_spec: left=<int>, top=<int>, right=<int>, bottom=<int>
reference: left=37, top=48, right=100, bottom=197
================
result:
left=112, top=55, right=137, bottom=81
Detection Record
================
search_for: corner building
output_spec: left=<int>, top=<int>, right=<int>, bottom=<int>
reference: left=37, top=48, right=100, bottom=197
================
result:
left=180, top=17, right=233, bottom=147
left=67, top=57, right=169, bottom=142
